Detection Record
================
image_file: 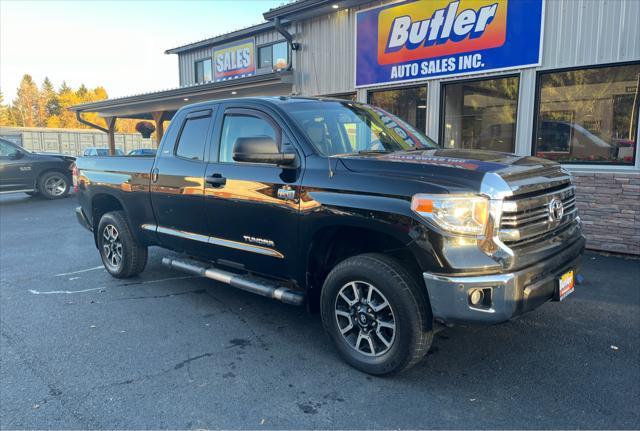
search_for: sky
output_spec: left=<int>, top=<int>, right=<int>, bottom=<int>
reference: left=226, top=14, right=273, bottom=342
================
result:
left=0, top=0, right=287, bottom=103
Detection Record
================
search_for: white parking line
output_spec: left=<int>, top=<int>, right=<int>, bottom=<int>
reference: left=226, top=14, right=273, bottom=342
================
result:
left=55, top=265, right=104, bottom=277
left=29, top=286, right=105, bottom=295
left=29, top=275, right=197, bottom=295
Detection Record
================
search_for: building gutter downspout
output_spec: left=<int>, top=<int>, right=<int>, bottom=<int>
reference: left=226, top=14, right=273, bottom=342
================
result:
left=75, top=111, right=109, bottom=134
left=273, top=17, right=299, bottom=71
left=75, top=110, right=117, bottom=155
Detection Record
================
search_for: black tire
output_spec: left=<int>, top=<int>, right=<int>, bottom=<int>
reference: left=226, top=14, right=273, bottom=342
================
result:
left=97, top=211, right=147, bottom=278
left=38, top=171, right=69, bottom=199
left=320, top=253, right=433, bottom=375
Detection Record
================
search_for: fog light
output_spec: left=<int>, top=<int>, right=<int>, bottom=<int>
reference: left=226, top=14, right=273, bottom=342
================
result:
left=469, top=289, right=484, bottom=306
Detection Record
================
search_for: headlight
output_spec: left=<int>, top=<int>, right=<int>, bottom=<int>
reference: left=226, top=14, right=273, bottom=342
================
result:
left=411, top=194, right=489, bottom=236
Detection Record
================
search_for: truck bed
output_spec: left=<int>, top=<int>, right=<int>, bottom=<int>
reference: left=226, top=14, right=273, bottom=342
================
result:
left=75, top=155, right=156, bottom=241
left=76, top=155, right=155, bottom=183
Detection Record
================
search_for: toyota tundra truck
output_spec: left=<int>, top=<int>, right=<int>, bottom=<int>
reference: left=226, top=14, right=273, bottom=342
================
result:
left=74, top=97, right=584, bottom=375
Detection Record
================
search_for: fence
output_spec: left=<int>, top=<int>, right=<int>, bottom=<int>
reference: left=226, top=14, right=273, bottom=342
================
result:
left=0, top=127, right=156, bottom=157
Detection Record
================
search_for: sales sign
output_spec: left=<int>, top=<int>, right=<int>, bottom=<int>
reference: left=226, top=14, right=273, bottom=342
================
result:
left=355, top=0, right=544, bottom=87
left=214, top=38, right=256, bottom=82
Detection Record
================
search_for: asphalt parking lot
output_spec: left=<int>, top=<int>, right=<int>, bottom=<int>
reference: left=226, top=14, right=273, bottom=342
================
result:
left=1, top=193, right=639, bottom=429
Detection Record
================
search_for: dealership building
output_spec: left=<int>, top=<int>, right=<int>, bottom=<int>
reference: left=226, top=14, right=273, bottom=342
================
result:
left=70, top=0, right=640, bottom=254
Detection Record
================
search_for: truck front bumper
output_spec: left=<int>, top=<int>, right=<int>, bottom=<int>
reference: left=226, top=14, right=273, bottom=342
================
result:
left=423, top=236, right=585, bottom=325
left=75, top=206, right=92, bottom=232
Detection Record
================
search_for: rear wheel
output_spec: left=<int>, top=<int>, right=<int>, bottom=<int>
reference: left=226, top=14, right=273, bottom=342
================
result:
left=320, top=253, right=433, bottom=375
left=38, top=171, right=69, bottom=199
left=97, top=211, right=147, bottom=278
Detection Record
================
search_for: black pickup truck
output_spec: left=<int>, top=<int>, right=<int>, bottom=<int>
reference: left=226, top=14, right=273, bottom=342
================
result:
left=0, top=137, right=75, bottom=199
left=75, top=97, right=584, bottom=375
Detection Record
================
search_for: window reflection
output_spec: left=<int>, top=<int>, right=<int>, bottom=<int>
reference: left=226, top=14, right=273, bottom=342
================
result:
left=534, top=64, right=639, bottom=164
left=272, top=42, right=288, bottom=70
left=195, top=59, right=212, bottom=83
left=442, top=76, right=519, bottom=153
left=368, top=86, right=427, bottom=133
left=219, top=115, right=276, bottom=163
left=258, top=42, right=288, bottom=71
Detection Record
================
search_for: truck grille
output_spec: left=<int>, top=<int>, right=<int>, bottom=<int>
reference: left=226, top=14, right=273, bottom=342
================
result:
left=499, top=182, right=577, bottom=248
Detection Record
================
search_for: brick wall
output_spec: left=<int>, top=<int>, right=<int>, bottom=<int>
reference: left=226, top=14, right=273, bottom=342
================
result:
left=572, top=171, right=640, bottom=255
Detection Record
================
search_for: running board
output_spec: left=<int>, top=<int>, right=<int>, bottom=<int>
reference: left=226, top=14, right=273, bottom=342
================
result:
left=161, top=257, right=305, bottom=306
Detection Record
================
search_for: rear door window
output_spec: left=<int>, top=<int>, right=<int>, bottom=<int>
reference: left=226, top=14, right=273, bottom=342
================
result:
left=175, top=113, right=211, bottom=161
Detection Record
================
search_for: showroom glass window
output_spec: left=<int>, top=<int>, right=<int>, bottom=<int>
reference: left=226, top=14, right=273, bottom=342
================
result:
left=368, top=86, right=427, bottom=134
left=195, top=58, right=212, bottom=83
left=534, top=63, right=640, bottom=165
left=258, top=41, right=288, bottom=71
left=441, top=76, right=519, bottom=153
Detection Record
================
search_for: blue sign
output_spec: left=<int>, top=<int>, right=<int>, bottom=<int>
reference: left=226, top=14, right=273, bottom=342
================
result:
left=355, top=0, right=544, bottom=87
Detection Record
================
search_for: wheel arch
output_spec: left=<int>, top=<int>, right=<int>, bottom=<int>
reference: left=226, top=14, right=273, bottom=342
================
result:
left=90, top=193, right=126, bottom=245
left=304, top=224, right=425, bottom=313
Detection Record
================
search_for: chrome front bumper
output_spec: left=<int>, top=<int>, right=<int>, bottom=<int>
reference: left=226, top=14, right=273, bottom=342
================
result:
left=423, top=236, right=585, bottom=325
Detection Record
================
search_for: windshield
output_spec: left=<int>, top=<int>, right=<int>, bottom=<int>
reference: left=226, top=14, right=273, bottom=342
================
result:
left=282, top=100, right=438, bottom=156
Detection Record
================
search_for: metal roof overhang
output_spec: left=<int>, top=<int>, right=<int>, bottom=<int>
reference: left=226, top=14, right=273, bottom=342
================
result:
left=263, top=0, right=372, bottom=22
left=165, top=22, right=276, bottom=55
left=69, top=71, right=293, bottom=119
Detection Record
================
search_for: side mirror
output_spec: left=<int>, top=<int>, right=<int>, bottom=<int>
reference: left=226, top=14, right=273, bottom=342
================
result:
left=9, top=150, right=24, bottom=160
left=232, top=136, right=296, bottom=166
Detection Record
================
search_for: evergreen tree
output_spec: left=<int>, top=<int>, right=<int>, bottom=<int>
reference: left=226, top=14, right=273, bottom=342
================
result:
left=0, top=90, right=15, bottom=126
left=37, top=77, right=58, bottom=127
left=76, top=84, right=88, bottom=100
left=11, top=74, right=39, bottom=127
left=44, top=77, right=60, bottom=117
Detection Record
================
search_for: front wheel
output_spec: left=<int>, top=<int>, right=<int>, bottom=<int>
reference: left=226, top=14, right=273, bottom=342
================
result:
left=320, top=253, right=433, bottom=375
left=38, top=171, right=70, bottom=199
left=97, top=211, right=147, bottom=278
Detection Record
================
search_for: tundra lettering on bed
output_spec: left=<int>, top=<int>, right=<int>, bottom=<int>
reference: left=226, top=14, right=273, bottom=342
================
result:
left=74, top=97, right=584, bottom=375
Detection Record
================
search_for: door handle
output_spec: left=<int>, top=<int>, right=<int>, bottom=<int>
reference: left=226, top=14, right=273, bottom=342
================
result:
left=151, top=168, right=159, bottom=183
left=206, top=173, right=226, bottom=188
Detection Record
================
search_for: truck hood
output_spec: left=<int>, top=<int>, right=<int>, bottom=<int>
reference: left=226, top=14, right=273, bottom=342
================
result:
left=338, top=149, right=556, bottom=174
left=336, top=149, right=563, bottom=195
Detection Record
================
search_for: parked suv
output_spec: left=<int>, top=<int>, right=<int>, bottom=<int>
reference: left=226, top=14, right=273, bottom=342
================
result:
left=0, top=138, right=75, bottom=199
left=74, top=97, right=584, bottom=374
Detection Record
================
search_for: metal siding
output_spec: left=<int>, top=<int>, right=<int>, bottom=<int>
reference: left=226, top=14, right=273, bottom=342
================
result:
left=295, top=7, right=360, bottom=96
left=0, top=127, right=154, bottom=157
left=540, top=0, right=640, bottom=70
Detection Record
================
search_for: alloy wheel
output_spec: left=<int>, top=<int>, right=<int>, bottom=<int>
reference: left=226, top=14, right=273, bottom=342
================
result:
left=102, top=224, right=123, bottom=269
left=334, top=281, right=396, bottom=357
left=44, top=175, right=67, bottom=197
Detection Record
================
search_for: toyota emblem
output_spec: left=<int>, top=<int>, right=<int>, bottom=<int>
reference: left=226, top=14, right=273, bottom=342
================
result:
left=548, top=198, right=564, bottom=222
